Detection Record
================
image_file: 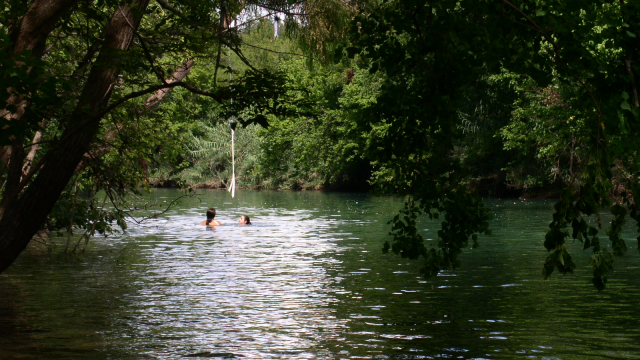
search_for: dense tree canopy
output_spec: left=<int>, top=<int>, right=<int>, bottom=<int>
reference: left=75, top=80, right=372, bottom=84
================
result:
left=2, top=0, right=640, bottom=290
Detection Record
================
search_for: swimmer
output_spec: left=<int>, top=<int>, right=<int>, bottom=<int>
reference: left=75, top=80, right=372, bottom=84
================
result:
left=201, top=208, right=221, bottom=226
left=238, top=215, right=251, bottom=225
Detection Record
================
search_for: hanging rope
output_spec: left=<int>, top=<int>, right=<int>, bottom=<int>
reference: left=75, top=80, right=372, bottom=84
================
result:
left=227, top=47, right=236, bottom=198
left=228, top=119, right=236, bottom=198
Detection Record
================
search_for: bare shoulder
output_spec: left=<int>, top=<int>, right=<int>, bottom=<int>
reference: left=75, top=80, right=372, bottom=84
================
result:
left=202, top=220, right=222, bottom=226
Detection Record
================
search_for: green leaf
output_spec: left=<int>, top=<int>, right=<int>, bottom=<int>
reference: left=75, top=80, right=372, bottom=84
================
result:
left=544, top=229, right=565, bottom=251
left=621, top=101, right=631, bottom=111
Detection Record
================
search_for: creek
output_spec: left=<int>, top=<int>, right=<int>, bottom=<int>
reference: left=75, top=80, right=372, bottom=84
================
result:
left=1, top=189, right=639, bottom=359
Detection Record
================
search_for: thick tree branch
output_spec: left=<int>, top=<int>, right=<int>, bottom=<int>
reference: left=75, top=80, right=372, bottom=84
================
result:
left=21, top=124, right=45, bottom=179
left=57, top=80, right=225, bottom=147
left=144, top=59, right=196, bottom=109
left=214, top=43, right=223, bottom=88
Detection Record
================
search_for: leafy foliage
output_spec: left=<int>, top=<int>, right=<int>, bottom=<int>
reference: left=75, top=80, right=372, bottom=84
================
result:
left=254, top=58, right=376, bottom=190
left=176, top=122, right=262, bottom=187
left=344, top=0, right=640, bottom=289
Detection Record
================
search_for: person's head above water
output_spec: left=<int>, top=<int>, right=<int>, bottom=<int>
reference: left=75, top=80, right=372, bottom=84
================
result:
left=205, top=208, right=217, bottom=225
left=238, top=215, right=251, bottom=225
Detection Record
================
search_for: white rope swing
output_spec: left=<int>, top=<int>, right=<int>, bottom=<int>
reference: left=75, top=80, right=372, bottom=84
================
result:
left=227, top=47, right=236, bottom=198
left=228, top=122, right=236, bottom=198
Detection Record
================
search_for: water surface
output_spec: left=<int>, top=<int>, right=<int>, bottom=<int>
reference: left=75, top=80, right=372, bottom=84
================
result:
left=1, top=189, right=639, bottom=359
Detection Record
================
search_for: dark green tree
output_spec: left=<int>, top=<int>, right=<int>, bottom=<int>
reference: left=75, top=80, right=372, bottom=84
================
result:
left=347, top=0, right=640, bottom=289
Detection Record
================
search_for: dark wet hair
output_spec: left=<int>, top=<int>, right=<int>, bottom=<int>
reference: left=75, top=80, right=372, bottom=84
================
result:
left=240, top=215, right=251, bottom=225
left=206, top=208, right=216, bottom=225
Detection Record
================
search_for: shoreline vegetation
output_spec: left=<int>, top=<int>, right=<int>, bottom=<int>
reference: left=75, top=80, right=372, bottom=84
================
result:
left=147, top=175, right=564, bottom=200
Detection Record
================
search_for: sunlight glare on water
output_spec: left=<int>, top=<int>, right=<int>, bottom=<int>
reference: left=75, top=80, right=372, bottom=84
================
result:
left=103, top=201, right=354, bottom=359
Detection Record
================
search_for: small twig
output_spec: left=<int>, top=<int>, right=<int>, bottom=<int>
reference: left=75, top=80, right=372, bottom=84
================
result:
left=82, top=196, right=107, bottom=253
left=155, top=0, right=190, bottom=21
left=76, top=194, right=108, bottom=253
left=239, top=39, right=318, bottom=61
left=500, top=0, right=604, bottom=121
left=223, top=38, right=263, bottom=74
left=500, top=0, right=562, bottom=59
left=33, top=231, right=48, bottom=245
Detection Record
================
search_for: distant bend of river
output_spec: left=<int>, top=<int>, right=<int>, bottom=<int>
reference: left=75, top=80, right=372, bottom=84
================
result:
left=1, top=189, right=640, bottom=359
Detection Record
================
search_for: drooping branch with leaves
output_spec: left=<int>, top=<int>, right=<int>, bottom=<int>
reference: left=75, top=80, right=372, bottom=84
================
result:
left=347, top=0, right=640, bottom=290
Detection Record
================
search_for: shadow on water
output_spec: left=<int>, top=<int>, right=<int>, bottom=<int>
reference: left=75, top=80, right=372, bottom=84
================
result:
left=1, top=190, right=640, bottom=359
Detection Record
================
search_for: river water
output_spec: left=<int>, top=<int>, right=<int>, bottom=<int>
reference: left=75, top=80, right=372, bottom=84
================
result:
left=1, top=189, right=640, bottom=359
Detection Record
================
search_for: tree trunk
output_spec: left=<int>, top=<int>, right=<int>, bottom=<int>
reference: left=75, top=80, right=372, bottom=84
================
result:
left=0, top=0, right=150, bottom=275
left=0, top=0, right=78, bottom=185
left=2, top=0, right=78, bottom=121
left=9, top=0, right=78, bottom=56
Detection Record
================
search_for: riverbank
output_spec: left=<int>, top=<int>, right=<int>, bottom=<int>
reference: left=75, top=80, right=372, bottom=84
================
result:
left=470, top=175, right=564, bottom=200
left=151, top=175, right=563, bottom=199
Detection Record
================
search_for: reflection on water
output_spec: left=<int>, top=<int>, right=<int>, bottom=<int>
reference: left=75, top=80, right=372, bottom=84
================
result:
left=108, top=206, right=348, bottom=359
left=1, top=189, right=640, bottom=359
